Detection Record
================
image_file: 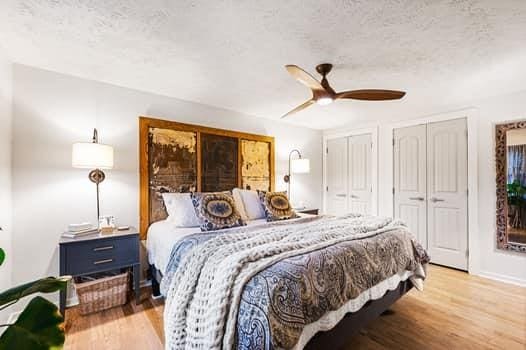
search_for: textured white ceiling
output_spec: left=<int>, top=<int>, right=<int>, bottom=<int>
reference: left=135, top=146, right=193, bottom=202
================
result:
left=1, top=0, right=526, bottom=129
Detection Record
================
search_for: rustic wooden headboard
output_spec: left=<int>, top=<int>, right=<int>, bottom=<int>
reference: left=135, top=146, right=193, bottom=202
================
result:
left=139, top=116, right=275, bottom=239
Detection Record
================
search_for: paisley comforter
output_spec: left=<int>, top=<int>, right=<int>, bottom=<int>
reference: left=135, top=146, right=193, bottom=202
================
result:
left=161, top=214, right=429, bottom=350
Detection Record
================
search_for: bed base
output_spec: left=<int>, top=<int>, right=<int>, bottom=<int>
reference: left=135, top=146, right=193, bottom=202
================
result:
left=148, top=264, right=413, bottom=349
left=304, top=279, right=413, bottom=349
left=149, top=264, right=162, bottom=298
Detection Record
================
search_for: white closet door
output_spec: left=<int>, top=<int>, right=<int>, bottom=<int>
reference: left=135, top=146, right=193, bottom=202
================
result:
left=427, top=118, right=468, bottom=270
left=348, top=134, right=372, bottom=215
left=394, top=125, right=427, bottom=247
left=326, top=137, right=348, bottom=215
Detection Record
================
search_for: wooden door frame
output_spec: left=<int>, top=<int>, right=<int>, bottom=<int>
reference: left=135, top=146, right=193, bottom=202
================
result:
left=322, top=127, right=379, bottom=216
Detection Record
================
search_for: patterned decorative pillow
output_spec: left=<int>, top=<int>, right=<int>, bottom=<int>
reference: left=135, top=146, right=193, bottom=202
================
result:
left=190, top=192, right=246, bottom=231
left=258, top=191, right=299, bottom=221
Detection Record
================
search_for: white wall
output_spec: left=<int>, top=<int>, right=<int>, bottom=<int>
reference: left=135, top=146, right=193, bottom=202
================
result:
left=0, top=50, right=12, bottom=293
left=11, top=65, right=322, bottom=295
left=325, top=90, right=526, bottom=286
left=506, top=129, right=526, bottom=146
left=475, top=91, right=526, bottom=285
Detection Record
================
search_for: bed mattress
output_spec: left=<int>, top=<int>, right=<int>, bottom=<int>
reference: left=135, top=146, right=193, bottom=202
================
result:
left=146, top=215, right=310, bottom=275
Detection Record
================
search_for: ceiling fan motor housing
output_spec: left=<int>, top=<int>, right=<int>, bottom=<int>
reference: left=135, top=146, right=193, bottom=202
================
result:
left=316, top=63, right=333, bottom=76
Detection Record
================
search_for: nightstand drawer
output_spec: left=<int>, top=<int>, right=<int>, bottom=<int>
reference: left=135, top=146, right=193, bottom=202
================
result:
left=64, top=236, right=139, bottom=275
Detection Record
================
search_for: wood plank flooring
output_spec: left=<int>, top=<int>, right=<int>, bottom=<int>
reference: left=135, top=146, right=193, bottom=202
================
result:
left=63, top=264, right=526, bottom=349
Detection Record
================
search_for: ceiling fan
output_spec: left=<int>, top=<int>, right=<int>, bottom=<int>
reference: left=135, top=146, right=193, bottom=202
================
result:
left=281, top=63, right=406, bottom=119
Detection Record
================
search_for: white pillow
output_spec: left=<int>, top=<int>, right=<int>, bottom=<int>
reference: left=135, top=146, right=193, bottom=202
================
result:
left=232, top=188, right=266, bottom=220
left=162, top=193, right=200, bottom=227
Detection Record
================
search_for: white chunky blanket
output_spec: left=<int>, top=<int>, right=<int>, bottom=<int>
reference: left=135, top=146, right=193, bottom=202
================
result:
left=163, top=214, right=415, bottom=350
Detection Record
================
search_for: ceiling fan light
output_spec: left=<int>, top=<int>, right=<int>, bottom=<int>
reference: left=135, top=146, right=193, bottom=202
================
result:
left=316, top=97, right=333, bottom=106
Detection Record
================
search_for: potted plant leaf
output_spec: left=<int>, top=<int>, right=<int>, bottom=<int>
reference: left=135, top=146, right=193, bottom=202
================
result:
left=507, top=180, right=526, bottom=228
left=0, top=247, right=70, bottom=349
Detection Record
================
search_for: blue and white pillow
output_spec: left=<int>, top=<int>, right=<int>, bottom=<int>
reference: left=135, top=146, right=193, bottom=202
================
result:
left=191, top=192, right=245, bottom=231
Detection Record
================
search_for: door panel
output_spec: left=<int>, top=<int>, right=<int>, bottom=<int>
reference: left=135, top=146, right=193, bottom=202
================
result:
left=348, top=134, right=372, bottom=215
left=326, top=137, right=348, bottom=215
left=394, top=125, right=427, bottom=247
left=427, top=118, right=468, bottom=270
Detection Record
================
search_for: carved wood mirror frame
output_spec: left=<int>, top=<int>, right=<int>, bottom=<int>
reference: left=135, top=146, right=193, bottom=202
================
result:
left=495, top=121, right=526, bottom=253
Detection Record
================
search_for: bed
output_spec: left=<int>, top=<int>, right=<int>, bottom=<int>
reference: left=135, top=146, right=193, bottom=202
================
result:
left=139, top=117, right=429, bottom=350
left=146, top=213, right=428, bottom=350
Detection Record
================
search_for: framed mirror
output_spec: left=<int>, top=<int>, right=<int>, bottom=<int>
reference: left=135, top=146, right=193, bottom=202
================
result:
left=495, top=121, right=526, bottom=253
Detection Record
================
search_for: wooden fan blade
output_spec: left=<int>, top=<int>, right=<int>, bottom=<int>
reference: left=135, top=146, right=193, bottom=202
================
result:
left=285, top=65, right=325, bottom=92
left=335, top=89, right=406, bottom=101
left=280, top=99, right=315, bottom=119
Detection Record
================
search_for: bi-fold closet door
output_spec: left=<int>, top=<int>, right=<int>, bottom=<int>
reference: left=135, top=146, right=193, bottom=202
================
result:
left=326, top=134, right=372, bottom=216
left=394, top=118, right=468, bottom=270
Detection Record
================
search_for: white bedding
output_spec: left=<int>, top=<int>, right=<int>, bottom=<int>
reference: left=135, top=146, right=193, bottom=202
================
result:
left=146, top=214, right=310, bottom=275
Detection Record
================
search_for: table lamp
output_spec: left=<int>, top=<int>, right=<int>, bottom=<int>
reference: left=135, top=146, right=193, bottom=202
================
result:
left=72, top=129, right=114, bottom=220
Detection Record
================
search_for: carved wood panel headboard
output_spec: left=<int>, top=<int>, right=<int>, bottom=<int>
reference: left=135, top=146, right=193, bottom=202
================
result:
left=139, top=116, right=275, bottom=239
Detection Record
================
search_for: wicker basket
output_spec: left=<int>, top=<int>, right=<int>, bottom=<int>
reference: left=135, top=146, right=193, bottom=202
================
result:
left=75, top=272, right=129, bottom=315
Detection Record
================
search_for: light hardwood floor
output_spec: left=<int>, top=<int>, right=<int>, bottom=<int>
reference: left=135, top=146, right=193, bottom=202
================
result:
left=63, top=264, right=526, bottom=349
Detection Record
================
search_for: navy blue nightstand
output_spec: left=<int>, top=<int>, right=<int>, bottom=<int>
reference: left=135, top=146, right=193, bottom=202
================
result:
left=59, top=228, right=140, bottom=316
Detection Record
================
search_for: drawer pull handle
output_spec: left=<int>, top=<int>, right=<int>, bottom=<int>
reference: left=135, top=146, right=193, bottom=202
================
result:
left=93, top=258, right=113, bottom=265
left=93, top=245, right=114, bottom=252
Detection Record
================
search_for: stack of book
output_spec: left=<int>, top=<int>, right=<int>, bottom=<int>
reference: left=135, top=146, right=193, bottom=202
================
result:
left=62, top=223, right=99, bottom=238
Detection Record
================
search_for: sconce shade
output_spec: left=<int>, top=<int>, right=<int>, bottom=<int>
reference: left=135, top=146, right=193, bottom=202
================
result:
left=72, top=142, right=114, bottom=169
left=291, top=158, right=310, bottom=174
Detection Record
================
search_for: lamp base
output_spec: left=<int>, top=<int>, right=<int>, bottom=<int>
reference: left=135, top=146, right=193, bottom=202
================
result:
left=89, top=169, right=105, bottom=184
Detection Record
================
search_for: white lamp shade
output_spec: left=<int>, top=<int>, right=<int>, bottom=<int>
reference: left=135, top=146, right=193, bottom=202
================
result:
left=291, top=158, right=310, bottom=174
left=72, top=142, right=114, bottom=169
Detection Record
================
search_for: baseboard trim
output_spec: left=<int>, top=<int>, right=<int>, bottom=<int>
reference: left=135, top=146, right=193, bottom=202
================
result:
left=476, top=270, right=526, bottom=287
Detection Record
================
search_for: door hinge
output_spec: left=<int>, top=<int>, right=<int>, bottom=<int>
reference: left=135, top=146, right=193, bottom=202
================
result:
left=392, top=187, right=395, bottom=195
left=326, top=186, right=329, bottom=192
left=392, top=138, right=395, bottom=146
left=326, top=147, right=328, bottom=154
left=465, top=250, right=469, bottom=258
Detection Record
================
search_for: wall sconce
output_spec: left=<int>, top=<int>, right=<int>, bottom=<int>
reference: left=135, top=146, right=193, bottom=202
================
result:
left=72, top=129, right=114, bottom=220
left=284, top=149, right=310, bottom=205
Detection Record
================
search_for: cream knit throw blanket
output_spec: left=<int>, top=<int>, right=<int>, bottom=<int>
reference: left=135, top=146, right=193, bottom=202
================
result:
left=164, top=214, right=408, bottom=350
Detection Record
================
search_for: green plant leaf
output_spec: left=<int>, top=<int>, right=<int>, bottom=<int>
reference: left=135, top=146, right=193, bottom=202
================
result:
left=0, top=276, right=70, bottom=308
left=0, top=248, right=5, bottom=266
left=0, top=296, right=65, bottom=350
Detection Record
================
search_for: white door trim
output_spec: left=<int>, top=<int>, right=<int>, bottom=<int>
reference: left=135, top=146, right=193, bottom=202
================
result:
left=323, top=127, right=378, bottom=216
left=384, top=108, right=478, bottom=274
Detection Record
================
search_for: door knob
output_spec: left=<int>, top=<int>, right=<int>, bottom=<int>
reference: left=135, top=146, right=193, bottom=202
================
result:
left=409, top=197, right=425, bottom=201
left=430, top=197, right=445, bottom=202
